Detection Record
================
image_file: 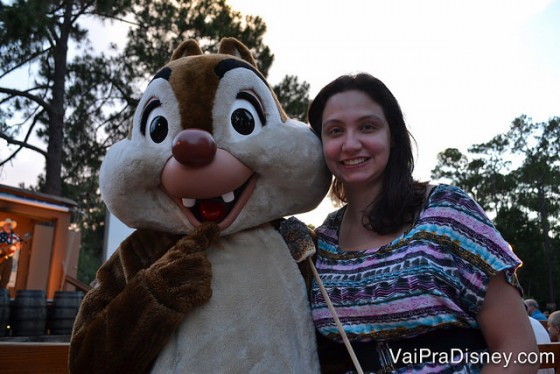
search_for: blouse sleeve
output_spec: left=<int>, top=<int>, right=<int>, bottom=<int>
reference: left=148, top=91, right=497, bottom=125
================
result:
left=427, top=185, right=523, bottom=316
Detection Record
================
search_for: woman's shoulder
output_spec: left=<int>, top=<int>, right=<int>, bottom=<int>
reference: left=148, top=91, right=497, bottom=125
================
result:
left=315, top=205, right=346, bottom=239
left=423, top=184, right=520, bottom=266
left=425, top=184, right=487, bottom=219
left=428, top=183, right=470, bottom=200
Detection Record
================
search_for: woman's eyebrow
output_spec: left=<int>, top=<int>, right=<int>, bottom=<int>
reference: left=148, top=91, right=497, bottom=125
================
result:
left=358, top=114, right=386, bottom=122
left=323, top=114, right=386, bottom=126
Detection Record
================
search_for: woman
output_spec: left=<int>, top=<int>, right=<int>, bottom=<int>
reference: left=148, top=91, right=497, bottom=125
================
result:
left=307, top=73, right=538, bottom=373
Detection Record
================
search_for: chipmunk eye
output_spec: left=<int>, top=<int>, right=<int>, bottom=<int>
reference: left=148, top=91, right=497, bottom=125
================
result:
left=149, top=116, right=169, bottom=144
left=139, top=99, right=170, bottom=145
left=229, top=92, right=265, bottom=140
left=231, top=108, right=256, bottom=135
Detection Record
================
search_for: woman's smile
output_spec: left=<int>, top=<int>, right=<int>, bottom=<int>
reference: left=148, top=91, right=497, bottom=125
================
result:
left=340, top=157, right=369, bottom=166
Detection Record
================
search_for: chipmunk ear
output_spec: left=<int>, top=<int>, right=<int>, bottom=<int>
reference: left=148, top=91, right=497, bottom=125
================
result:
left=218, top=37, right=257, bottom=68
left=170, top=40, right=204, bottom=62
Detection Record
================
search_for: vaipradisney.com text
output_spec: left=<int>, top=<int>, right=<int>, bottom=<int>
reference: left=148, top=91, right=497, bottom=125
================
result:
left=390, top=348, right=554, bottom=368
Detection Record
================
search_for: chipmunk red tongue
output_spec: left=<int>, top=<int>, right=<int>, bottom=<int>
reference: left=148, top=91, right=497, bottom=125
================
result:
left=199, top=200, right=227, bottom=222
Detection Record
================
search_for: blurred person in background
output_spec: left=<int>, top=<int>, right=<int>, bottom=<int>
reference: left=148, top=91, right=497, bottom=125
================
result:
left=525, top=299, right=547, bottom=321
left=547, top=311, right=560, bottom=342
left=0, top=218, right=21, bottom=288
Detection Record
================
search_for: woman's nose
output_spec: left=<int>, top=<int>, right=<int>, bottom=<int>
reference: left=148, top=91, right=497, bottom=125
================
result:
left=341, top=132, right=361, bottom=152
left=172, top=129, right=217, bottom=167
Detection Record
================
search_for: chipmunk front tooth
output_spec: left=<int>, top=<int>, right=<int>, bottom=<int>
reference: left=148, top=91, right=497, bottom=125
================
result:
left=221, top=191, right=235, bottom=203
left=182, top=198, right=196, bottom=208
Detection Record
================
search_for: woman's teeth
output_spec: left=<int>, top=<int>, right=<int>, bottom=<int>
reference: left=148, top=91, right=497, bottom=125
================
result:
left=342, top=157, right=367, bottom=166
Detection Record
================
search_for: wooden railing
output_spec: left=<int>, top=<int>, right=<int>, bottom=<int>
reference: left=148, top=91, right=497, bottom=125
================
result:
left=539, top=342, right=560, bottom=373
left=0, top=342, right=69, bottom=373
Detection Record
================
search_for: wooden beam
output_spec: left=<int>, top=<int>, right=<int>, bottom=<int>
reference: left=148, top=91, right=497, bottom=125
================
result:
left=64, top=275, right=92, bottom=293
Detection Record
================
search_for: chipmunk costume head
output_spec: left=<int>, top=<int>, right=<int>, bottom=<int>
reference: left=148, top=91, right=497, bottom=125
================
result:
left=70, top=38, right=329, bottom=374
left=99, top=38, right=327, bottom=236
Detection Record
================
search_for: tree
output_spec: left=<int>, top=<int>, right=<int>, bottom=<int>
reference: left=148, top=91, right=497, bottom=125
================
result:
left=0, top=0, right=133, bottom=195
left=493, top=205, right=544, bottom=301
left=431, top=115, right=560, bottom=308
left=505, top=116, right=560, bottom=304
left=272, top=75, right=310, bottom=121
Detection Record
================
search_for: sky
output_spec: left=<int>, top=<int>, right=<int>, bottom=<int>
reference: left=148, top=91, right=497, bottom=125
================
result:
left=1, top=0, right=559, bottom=226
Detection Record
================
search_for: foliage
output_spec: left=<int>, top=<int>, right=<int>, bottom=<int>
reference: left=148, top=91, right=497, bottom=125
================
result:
left=431, top=115, right=560, bottom=308
left=1, top=0, right=310, bottom=284
left=272, top=75, right=310, bottom=121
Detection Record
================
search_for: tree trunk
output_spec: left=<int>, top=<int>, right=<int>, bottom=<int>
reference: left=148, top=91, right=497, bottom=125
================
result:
left=43, top=1, right=73, bottom=196
left=537, top=182, right=554, bottom=305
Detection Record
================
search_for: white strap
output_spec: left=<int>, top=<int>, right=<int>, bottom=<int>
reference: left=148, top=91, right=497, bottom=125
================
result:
left=308, top=257, right=364, bottom=374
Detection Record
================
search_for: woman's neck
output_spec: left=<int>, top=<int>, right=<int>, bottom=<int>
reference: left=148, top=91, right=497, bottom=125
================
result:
left=343, top=181, right=382, bottom=222
left=338, top=182, right=389, bottom=251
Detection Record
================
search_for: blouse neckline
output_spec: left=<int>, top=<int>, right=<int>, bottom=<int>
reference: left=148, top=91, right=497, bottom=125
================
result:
left=331, top=184, right=438, bottom=255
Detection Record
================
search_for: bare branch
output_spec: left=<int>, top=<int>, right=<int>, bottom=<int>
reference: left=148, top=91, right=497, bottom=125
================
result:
left=0, top=85, right=50, bottom=106
left=96, top=103, right=130, bottom=134
left=45, top=24, right=59, bottom=48
left=0, top=110, right=45, bottom=166
left=71, top=0, right=96, bottom=24
left=85, top=12, right=140, bottom=27
left=0, top=132, right=43, bottom=155
left=0, top=145, right=24, bottom=167
left=6, top=104, right=42, bottom=130
left=46, top=2, right=65, bottom=18
left=0, top=47, right=53, bottom=80
left=21, top=109, right=43, bottom=143
left=0, top=131, right=48, bottom=160
left=0, top=87, right=53, bottom=113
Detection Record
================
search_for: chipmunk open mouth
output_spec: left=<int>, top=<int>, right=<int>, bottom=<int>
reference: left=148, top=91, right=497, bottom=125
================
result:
left=167, top=174, right=258, bottom=230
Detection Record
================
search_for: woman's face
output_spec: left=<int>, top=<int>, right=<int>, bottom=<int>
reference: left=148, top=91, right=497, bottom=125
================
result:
left=321, top=90, right=391, bottom=191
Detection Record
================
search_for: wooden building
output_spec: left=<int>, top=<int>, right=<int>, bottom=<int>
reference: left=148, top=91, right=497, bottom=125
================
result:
left=0, top=184, right=81, bottom=298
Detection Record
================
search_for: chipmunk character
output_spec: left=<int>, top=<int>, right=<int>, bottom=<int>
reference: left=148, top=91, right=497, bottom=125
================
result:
left=69, top=38, right=330, bottom=374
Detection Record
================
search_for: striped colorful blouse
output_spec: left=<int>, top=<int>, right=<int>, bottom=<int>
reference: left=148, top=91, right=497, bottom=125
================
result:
left=311, top=184, right=522, bottom=372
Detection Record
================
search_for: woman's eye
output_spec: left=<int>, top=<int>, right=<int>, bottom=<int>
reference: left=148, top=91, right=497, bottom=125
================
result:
left=362, top=123, right=376, bottom=131
left=328, top=127, right=342, bottom=136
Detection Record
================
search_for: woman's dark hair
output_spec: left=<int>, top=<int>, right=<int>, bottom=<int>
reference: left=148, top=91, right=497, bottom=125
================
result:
left=308, top=73, right=427, bottom=234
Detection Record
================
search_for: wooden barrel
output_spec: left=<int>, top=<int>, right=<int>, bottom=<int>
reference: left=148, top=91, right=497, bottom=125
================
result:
left=0, top=288, right=10, bottom=336
left=11, top=290, right=47, bottom=337
left=48, top=291, right=83, bottom=335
